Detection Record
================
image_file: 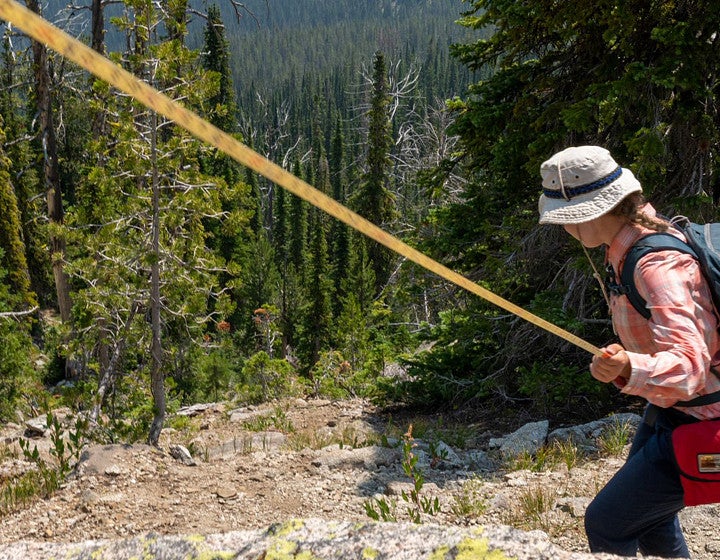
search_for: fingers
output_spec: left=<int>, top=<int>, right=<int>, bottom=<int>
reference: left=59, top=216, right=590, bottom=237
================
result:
left=591, top=344, right=630, bottom=383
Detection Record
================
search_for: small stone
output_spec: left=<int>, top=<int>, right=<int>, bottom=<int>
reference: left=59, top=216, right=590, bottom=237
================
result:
left=104, top=464, right=124, bottom=477
left=215, top=486, right=238, bottom=500
left=169, top=444, right=196, bottom=466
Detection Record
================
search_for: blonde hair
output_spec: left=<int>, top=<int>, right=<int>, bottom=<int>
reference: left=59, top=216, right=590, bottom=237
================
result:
left=611, top=192, right=669, bottom=232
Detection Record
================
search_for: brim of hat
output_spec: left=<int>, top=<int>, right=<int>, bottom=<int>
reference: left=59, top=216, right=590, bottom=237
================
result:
left=538, top=168, right=642, bottom=225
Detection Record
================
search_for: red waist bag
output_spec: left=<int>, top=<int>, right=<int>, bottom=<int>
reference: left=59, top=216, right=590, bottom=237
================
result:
left=672, top=419, right=720, bottom=506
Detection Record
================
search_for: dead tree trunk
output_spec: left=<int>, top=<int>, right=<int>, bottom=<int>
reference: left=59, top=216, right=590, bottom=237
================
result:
left=147, top=112, right=165, bottom=447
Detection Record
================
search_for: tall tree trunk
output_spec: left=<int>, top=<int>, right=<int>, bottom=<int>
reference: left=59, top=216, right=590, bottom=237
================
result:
left=89, top=0, right=109, bottom=372
left=148, top=112, right=165, bottom=447
left=26, top=0, right=72, bottom=322
left=91, top=0, right=105, bottom=55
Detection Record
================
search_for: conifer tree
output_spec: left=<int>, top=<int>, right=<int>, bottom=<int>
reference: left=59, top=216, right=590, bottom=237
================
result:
left=0, top=120, right=33, bottom=308
left=329, top=117, right=350, bottom=309
left=343, top=232, right=376, bottom=315
left=352, top=51, right=397, bottom=294
left=301, top=152, right=335, bottom=367
left=26, top=0, right=72, bottom=321
left=201, top=4, right=243, bottom=186
left=0, top=37, right=44, bottom=306
left=69, top=0, right=241, bottom=443
left=288, top=157, right=308, bottom=272
left=274, top=181, right=288, bottom=265
left=203, top=4, right=237, bottom=133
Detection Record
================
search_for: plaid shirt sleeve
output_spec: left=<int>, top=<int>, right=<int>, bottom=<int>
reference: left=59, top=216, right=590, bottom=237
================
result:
left=610, top=249, right=720, bottom=418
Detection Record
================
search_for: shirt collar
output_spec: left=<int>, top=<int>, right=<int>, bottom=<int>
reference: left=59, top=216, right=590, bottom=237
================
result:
left=605, top=203, right=659, bottom=269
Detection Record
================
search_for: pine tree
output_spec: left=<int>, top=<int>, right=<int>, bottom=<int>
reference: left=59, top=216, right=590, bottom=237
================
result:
left=0, top=120, right=33, bottom=308
left=352, top=51, right=398, bottom=294
left=200, top=4, right=243, bottom=186
left=0, top=36, right=45, bottom=306
left=203, top=4, right=237, bottom=133
left=329, top=116, right=350, bottom=310
left=69, top=0, right=240, bottom=444
left=301, top=151, right=335, bottom=367
left=288, top=157, right=308, bottom=272
left=26, top=0, right=72, bottom=321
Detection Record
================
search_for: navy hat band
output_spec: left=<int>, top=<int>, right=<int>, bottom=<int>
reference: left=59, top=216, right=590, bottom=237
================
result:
left=542, top=167, right=622, bottom=200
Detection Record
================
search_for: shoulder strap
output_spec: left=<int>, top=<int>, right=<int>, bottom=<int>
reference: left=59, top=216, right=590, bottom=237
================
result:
left=619, top=233, right=698, bottom=319
left=675, top=369, right=720, bottom=407
left=620, top=232, right=720, bottom=408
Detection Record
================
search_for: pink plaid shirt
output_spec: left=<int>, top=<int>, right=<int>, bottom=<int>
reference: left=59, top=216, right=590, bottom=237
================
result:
left=606, top=210, right=720, bottom=419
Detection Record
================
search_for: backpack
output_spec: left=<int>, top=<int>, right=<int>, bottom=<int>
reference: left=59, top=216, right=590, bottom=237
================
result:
left=613, top=219, right=720, bottom=320
left=606, top=218, right=720, bottom=408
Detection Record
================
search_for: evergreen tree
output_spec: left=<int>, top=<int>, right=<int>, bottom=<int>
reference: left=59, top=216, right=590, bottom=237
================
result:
left=0, top=253, right=36, bottom=420
left=288, top=157, right=309, bottom=272
left=329, top=116, right=350, bottom=309
left=0, top=120, right=33, bottom=308
left=300, top=152, right=335, bottom=367
left=352, top=51, right=398, bottom=294
left=27, top=0, right=72, bottom=321
left=203, top=4, right=237, bottom=133
left=274, top=180, right=288, bottom=265
left=68, top=0, right=239, bottom=443
left=342, top=233, right=376, bottom=315
left=200, top=4, right=243, bottom=187
left=0, top=37, right=43, bottom=307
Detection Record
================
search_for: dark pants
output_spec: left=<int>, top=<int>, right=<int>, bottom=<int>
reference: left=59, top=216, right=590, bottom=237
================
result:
left=584, top=405, right=693, bottom=558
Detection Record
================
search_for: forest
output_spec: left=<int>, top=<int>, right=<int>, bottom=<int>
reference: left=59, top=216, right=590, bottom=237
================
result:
left=1, top=0, right=720, bottom=452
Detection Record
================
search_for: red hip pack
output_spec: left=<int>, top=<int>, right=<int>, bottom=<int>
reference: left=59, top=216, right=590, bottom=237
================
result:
left=672, top=419, right=720, bottom=506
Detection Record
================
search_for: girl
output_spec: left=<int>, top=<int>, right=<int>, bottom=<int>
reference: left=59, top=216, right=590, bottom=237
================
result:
left=538, top=145, right=720, bottom=558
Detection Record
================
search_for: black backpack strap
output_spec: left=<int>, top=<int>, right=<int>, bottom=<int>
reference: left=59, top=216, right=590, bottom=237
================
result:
left=617, top=230, right=720, bottom=409
left=619, top=233, right=698, bottom=319
left=675, top=392, right=720, bottom=407
left=675, top=369, right=720, bottom=407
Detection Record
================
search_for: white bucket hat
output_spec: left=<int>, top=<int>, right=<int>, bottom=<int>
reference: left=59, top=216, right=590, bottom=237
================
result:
left=538, top=145, right=642, bottom=225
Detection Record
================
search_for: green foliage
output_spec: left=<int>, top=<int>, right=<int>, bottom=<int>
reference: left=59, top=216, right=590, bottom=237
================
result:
left=350, top=51, right=398, bottom=293
left=516, top=362, right=613, bottom=418
left=334, top=294, right=372, bottom=373
left=449, top=0, right=720, bottom=214
left=239, top=351, right=299, bottom=403
left=597, top=419, right=634, bottom=457
left=194, top=348, right=238, bottom=402
left=364, top=425, right=441, bottom=523
left=0, top=261, right=39, bottom=420
left=2, top=411, right=86, bottom=516
left=391, top=307, right=500, bottom=407
left=514, top=485, right=557, bottom=533
left=241, top=407, right=295, bottom=433
left=308, top=351, right=350, bottom=398
left=450, top=476, right=488, bottom=519
left=0, top=123, right=34, bottom=307
left=508, top=438, right=586, bottom=474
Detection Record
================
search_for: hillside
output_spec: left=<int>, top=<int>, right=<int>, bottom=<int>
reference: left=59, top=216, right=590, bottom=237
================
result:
left=1, top=399, right=720, bottom=559
left=218, top=0, right=474, bottom=103
left=42, top=0, right=474, bottom=105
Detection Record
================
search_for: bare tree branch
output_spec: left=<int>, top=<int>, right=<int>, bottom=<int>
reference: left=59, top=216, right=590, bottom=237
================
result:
left=0, top=307, right=39, bottom=318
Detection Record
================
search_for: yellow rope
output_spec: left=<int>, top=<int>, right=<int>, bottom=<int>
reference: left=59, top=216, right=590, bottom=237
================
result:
left=0, top=0, right=603, bottom=357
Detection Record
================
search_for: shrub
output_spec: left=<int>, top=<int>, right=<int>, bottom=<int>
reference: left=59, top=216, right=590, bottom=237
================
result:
left=238, top=351, right=300, bottom=403
left=0, top=320, right=38, bottom=421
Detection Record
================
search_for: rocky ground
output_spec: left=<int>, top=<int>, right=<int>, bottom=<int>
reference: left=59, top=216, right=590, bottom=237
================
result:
left=0, top=398, right=719, bottom=558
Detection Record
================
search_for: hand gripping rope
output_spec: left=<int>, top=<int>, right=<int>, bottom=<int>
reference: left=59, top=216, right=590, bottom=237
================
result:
left=0, top=0, right=604, bottom=357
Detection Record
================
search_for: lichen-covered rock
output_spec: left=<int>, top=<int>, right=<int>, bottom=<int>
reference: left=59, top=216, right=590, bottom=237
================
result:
left=0, top=518, right=664, bottom=560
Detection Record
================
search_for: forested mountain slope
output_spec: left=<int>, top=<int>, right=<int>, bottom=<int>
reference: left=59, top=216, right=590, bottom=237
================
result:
left=0, top=0, right=479, bottom=449
left=215, top=0, right=473, bottom=108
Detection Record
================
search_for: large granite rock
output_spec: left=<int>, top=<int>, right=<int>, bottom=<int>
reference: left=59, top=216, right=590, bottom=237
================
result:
left=0, top=518, right=663, bottom=560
